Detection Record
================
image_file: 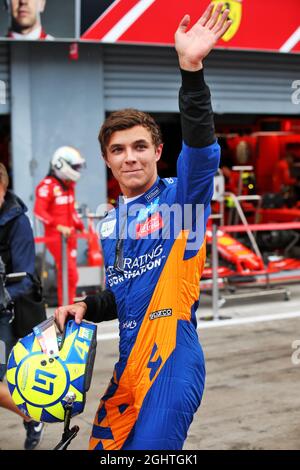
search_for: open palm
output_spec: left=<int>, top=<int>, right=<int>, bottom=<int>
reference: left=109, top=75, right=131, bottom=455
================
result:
left=175, top=3, right=232, bottom=71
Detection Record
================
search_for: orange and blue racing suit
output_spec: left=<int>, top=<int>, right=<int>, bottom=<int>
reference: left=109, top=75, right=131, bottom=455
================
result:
left=84, top=68, right=220, bottom=450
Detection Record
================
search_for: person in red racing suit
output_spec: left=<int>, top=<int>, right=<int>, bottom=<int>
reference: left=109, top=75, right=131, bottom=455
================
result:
left=34, top=146, right=85, bottom=305
left=55, top=4, right=231, bottom=450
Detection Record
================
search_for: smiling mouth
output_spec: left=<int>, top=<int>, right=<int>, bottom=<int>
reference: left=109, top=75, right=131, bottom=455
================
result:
left=18, top=8, right=30, bottom=14
left=123, top=170, right=143, bottom=174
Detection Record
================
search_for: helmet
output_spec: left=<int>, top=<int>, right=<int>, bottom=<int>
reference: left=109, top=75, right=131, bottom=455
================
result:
left=51, top=146, right=85, bottom=182
left=6, top=319, right=97, bottom=423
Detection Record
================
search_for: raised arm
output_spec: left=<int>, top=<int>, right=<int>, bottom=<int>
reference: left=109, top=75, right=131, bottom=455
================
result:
left=175, top=4, right=231, bottom=210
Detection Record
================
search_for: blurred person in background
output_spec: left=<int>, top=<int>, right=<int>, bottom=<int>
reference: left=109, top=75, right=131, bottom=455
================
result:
left=0, top=163, right=44, bottom=450
left=0, top=124, right=11, bottom=172
left=34, top=146, right=86, bottom=306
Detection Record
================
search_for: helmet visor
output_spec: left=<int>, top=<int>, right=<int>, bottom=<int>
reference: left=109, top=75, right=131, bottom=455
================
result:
left=71, top=163, right=85, bottom=171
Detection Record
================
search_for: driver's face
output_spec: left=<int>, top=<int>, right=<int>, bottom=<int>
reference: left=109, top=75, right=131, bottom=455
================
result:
left=11, top=0, right=46, bottom=31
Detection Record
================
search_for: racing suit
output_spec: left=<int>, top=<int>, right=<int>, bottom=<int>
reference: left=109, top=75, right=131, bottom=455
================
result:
left=34, top=175, right=84, bottom=305
left=7, top=27, right=54, bottom=40
left=84, top=68, right=220, bottom=450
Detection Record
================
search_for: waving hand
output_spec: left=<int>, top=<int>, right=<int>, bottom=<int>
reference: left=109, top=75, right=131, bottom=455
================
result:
left=175, top=3, right=232, bottom=71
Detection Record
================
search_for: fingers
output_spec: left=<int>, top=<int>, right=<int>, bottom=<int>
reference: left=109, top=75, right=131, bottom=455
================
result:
left=55, top=302, right=87, bottom=333
left=74, top=306, right=85, bottom=325
left=55, top=304, right=75, bottom=332
left=54, top=306, right=67, bottom=333
left=206, top=2, right=224, bottom=29
left=197, top=3, right=214, bottom=27
left=176, top=14, right=190, bottom=34
left=215, top=19, right=232, bottom=39
left=192, top=2, right=232, bottom=40
left=212, top=7, right=231, bottom=35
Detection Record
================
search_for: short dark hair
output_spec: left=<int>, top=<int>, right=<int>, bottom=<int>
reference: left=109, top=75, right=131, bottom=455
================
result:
left=99, top=108, right=162, bottom=158
left=0, top=163, right=9, bottom=190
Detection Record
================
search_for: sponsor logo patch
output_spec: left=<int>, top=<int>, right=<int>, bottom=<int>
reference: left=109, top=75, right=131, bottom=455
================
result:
left=106, top=245, right=165, bottom=287
left=145, top=186, right=161, bottom=202
left=149, top=309, right=172, bottom=321
left=122, top=320, right=137, bottom=330
left=101, top=219, right=116, bottom=237
left=53, top=186, right=62, bottom=196
left=55, top=195, right=74, bottom=205
left=79, top=327, right=93, bottom=341
left=38, top=186, right=49, bottom=198
left=136, top=212, right=163, bottom=239
left=165, top=177, right=174, bottom=184
left=137, top=197, right=159, bottom=222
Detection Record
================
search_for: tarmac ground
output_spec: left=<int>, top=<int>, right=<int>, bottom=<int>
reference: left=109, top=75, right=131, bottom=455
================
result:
left=1, top=283, right=300, bottom=450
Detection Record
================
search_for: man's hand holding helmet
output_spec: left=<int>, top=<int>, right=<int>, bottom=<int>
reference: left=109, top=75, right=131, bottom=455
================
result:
left=55, top=301, right=87, bottom=332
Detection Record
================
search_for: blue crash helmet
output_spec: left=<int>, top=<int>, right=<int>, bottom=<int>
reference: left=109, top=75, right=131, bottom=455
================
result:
left=6, top=320, right=97, bottom=423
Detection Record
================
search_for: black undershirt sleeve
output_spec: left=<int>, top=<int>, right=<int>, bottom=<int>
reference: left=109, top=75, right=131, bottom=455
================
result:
left=179, top=68, right=216, bottom=148
left=83, top=290, right=118, bottom=323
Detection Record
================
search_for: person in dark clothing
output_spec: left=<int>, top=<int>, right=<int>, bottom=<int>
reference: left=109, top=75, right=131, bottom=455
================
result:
left=0, top=163, right=44, bottom=450
left=0, top=164, right=36, bottom=378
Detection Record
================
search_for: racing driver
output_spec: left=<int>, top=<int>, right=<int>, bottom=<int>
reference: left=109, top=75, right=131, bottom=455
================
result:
left=34, top=146, right=85, bottom=305
left=55, top=3, right=232, bottom=450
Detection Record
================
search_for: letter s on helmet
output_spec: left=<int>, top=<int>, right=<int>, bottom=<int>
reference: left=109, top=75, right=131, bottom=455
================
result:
left=51, top=146, right=86, bottom=182
left=6, top=320, right=97, bottom=423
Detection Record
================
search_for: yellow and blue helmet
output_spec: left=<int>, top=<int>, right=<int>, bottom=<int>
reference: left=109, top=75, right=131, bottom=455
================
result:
left=6, top=320, right=97, bottom=423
